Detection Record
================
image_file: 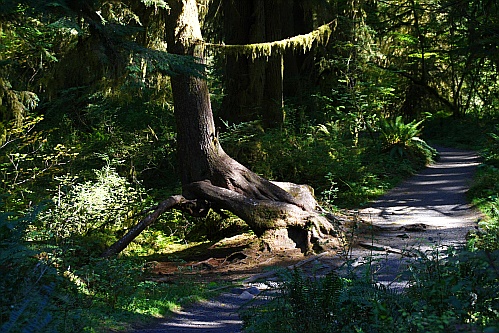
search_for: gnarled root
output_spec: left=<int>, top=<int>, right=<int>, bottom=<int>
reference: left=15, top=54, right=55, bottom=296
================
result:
left=185, top=180, right=341, bottom=254
left=102, top=179, right=341, bottom=257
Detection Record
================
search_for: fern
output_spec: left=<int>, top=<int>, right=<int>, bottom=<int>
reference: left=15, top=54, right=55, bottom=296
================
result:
left=1, top=283, right=55, bottom=333
left=377, top=116, right=436, bottom=163
left=378, top=116, right=423, bottom=150
left=242, top=269, right=345, bottom=333
left=0, top=204, right=58, bottom=333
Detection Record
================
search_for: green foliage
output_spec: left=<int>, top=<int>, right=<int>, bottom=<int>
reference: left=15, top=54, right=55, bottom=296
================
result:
left=467, top=125, right=499, bottom=252
left=0, top=205, right=62, bottom=333
left=40, top=81, right=180, bottom=192
left=406, top=248, right=499, bottom=331
left=484, top=127, right=499, bottom=167
left=0, top=202, right=218, bottom=332
left=467, top=164, right=499, bottom=251
left=424, top=113, right=494, bottom=149
left=242, top=248, right=499, bottom=333
left=221, top=120, right=429, bottom=207
left=213, top=22, right=333, bottom=61
left=378, top=116, right=422, bottom=151
left=242, top=270, right=344, bottom=332
left=71, top=258, right=147, bottom=309
left=141, top=0, right=169, bottom=9
left=56, top=256, right=217, bottom=332
left=37, top=166, right=146, bottom=244
left=377, top=115, right=436, bottom=165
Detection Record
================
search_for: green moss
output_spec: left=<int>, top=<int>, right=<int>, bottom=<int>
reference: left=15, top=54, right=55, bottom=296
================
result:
left=206, top=21, right=334, bottom=61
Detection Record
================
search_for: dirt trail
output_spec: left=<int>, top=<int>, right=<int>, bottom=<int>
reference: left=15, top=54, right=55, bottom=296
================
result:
left=132, top=146, right=482, bottom=333
left=359, top=146, right=481, bottom=248
left=340, top=146, right=483, bottom=290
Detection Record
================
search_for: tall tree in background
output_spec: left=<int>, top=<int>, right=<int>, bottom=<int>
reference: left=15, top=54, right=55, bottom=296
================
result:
left=219, top=0, right=316, bottom=128
left=372, top=0, right=499, bottom=117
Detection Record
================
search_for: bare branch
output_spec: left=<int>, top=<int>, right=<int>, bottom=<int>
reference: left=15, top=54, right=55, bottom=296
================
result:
left=102, top=195, right=186, bottom=257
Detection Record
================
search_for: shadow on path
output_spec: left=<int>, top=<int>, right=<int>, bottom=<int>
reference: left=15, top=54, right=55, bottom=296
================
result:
left=349, top=146, right=482, bottom=290
left=134, top=293, right=247, bottom=333
left=365, top=147, right=480, bottom=219
left=359, top=146, right=481, bottom=242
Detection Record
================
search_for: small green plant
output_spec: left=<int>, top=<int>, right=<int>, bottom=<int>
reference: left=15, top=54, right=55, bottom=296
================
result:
left=405, top=247, right=499, bottom=331
left=379, top=116, right=423, bottom=149
left=483, top=126, right=499, bottom=168
left=241, top=270, right=344, bottom=333
left=467, top=194, right=499, bottom=251
left=378, top=115, right=436, bottom=164
left=468, top=163, right=499, bottom=251
left=74, top=258, right=147, bottom=309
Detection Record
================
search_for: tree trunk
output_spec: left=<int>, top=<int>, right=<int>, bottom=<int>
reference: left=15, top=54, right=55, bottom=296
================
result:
left=220, top=0, right=285, bottom=128
left=261, top=0, right=284, bottom=128
left=102, top=195, right=186, bottom=257
left=164, top=0, right=338, bottom=254
left=219, top=0, right=263, bottom=124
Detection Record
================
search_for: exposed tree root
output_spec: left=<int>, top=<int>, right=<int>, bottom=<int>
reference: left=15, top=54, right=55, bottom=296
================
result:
left=102, top=180, right=341, bottom=257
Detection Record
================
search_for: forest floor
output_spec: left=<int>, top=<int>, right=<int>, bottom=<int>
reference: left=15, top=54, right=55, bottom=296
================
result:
left=131, top=146, right=483, bottom=333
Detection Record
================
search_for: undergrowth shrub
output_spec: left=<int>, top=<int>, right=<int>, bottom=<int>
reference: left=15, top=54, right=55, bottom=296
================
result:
left=468, top=164, right=499, bottom=251
left=42, top=85, right=180, bottom=192
left=423, top=113, right=493, bottom=149
left=407, top=248, right=499, bottom=330
left=221, top=120, right=431, bottom=207
left=242, top=248, right=499, bottom=333
left=465, top=123, right=499, bottom=251
left=0, top=205, right=67, bottom=333
left=242, top=268, right=404, bottom=333
left=377, top=115, right=437, bottom=166
left=482, top=126, right=499, bottom=166
left=0, top=201, right=219, bottom=333
left=36, top=165, right=148, bottom=254
left=71, top=258, right=147, bottom=309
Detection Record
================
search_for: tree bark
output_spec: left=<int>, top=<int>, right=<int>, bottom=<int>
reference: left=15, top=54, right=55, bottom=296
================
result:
left=219, top=0, right=263, bottom=124
left=261, top=0, right=284, bottom=128
left=220, top=0, right=287, bottom=128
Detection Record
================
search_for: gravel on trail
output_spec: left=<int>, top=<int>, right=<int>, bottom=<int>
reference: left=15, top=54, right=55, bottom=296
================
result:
left=131, top=146, right=482, bottom=333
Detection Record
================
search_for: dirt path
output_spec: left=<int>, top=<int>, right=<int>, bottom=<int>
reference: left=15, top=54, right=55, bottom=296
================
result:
left=132, top=146, right=482, bottom=333
left=359, top=146, right=481, bottom=248
left=342, top=146, right=483, bottom=289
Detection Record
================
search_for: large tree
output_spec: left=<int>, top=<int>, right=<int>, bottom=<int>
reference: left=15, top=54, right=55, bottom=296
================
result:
left=103, top=0, right=339, bottom=257
left=219, top=0, right=316, bottom=128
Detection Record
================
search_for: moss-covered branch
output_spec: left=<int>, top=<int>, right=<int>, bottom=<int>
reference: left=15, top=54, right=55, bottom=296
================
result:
left=205, top=21, right=336, bottom=60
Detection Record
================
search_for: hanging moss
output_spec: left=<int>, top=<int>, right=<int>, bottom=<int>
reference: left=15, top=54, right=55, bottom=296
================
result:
left=205, top=21, right=336, bottom=61
left=0, top=78, right=24, bottom=128
left=0, top=78, right=39, bottom=146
